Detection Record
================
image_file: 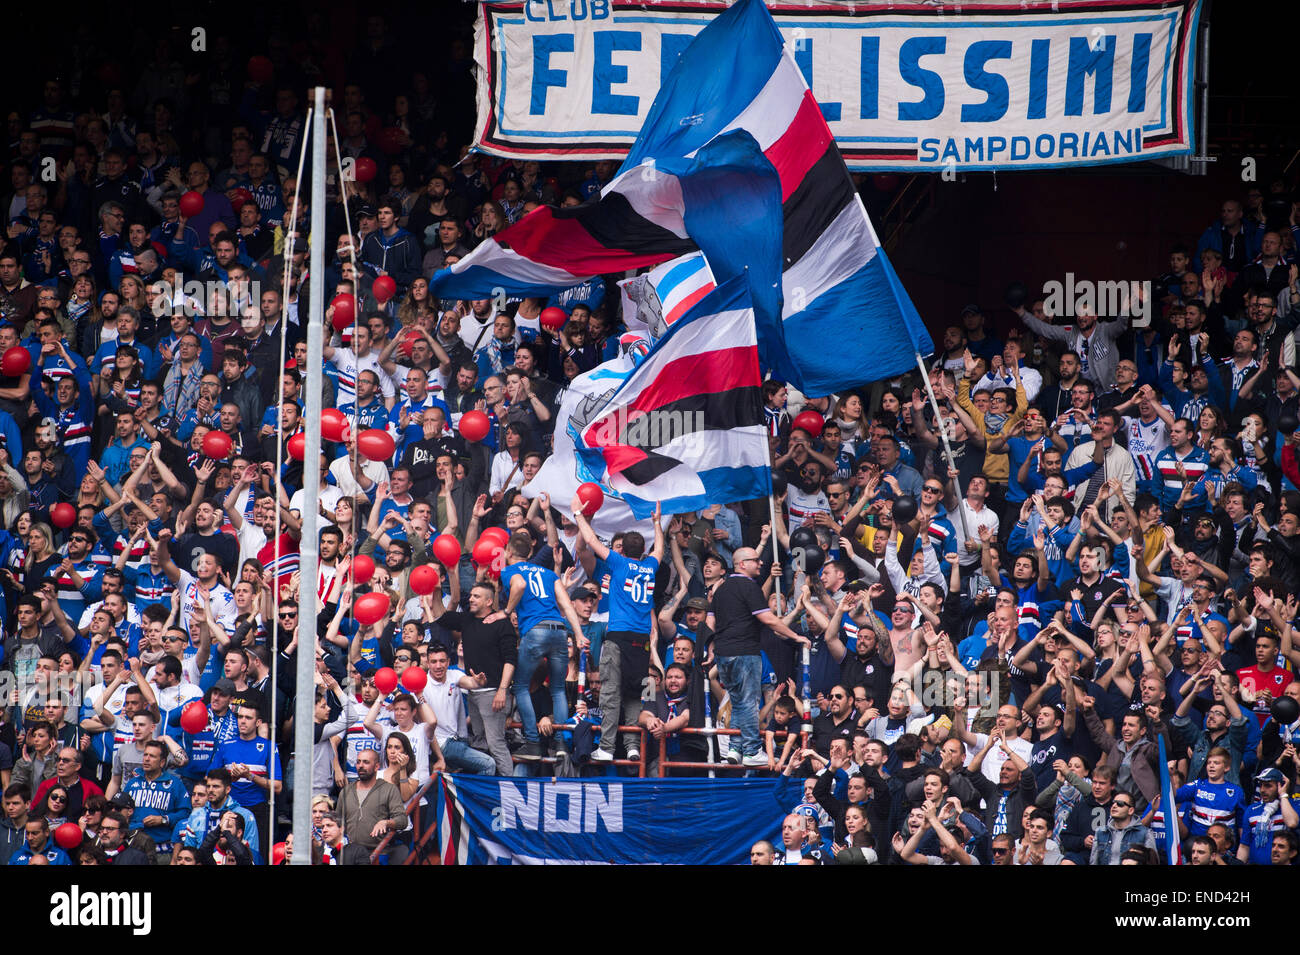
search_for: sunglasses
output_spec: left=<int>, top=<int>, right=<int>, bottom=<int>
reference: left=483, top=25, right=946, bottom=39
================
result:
left=923, top=486, right=943, bottom=494
left=992, top=847, right=1009, bottom=855
left=278, top=612, right=297, bottom=619
left=830, top=693, right=847, bottom=700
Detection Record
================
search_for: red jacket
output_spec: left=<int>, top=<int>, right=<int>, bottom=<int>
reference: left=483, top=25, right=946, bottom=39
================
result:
left=33, top=775, right=104, bottom=819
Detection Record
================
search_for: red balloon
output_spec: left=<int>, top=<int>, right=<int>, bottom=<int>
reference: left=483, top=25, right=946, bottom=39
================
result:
left=472, top=536, right=503, bottom=567
left=202, top=430, right=233, bottom=460
left=179, top=190, right=205, bottom=218
left=409, top=563, right=440, bottom=596
left=50, top=502, right=76, bottom=529
left=377, top=127, right=405, bottom=155
left=432, top=534, right=462, bottom=567
left=0, top=346, right=30, bottom=377
left=287, top=432, right=306, bottom=461
left=792, top=410, right=825, bottom=438
left=372, top=275, right=397, bottom=304
left=351, top=554, right=375, bottom=585
left=399, top=328, right=420, bottom=357
left=539, top=306, right=568, bottom=331
left=459, top=410, right=491, bottom=443
left=247, top=55, right=274, bottom=85
left=481, top=526, right=510, bottom=549
left=180, top=700, right=209, bottom=734
left=230, top=187, right=254, bottom=211
left=330, top=294, right=357, bottom=331
left=576, top=482, right=604, bottom=516
left=270, top=841, right=287, bottom=865
left=401, top=665, right=428, bottom=693
left=357, top=428, right=396, bottom=462
left=373, top=666, right=399, bottom=695
left=353, top=157, right=378, bottom=184
left=354, top=591, right=391, bottom=626
left=54, top=822, right=83, bottom=850
left=320, top=408, right=348, bottom=442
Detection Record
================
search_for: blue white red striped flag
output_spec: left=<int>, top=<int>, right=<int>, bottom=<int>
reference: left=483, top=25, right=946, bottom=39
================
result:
left=622, top=0, right=933, bottom=394
left=1157, top=732, right=1182, bottom=865
left=574, top=275, right=772, bottom=518
left=619, top=251, right=716, bottom=339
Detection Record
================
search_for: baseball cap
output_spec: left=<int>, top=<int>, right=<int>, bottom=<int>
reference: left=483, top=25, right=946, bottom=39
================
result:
left=685, top=597, right=710, bottom=612
left=567, top=583, right=599, bottom=601
left=960, top=303, right=983, bottom=317
left=357, top=203, right=376, bottom=218
left=1256, top=767, right=1287, bottom=784
left=109, top=792, right=135, bottom=810
left=211, top=678, right=237, bottom=695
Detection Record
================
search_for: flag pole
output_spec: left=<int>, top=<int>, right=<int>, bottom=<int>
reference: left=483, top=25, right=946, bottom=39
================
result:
left=291, top=86, right=327, bottom=864
left=916, top=353, right=970, bottom=541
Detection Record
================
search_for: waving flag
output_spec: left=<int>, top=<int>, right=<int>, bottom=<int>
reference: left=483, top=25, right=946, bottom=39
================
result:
left=428, top=187, right=695, bottom=302
left=574, top=275, right=772, bottom=518
left=521, top=348, right=660, bottom=542
left=619, top=251, right=717, bottom=339
left=623, top=0, right=932, bottom=394
left=1156, top=732, right=1182, bottom=865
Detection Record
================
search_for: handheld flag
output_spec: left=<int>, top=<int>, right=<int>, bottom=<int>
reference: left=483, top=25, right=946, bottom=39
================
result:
left=574, top=275, right=772, bottom=518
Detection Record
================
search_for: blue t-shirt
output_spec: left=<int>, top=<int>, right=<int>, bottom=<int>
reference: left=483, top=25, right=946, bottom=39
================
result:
left=605, top=550, right=659, bottom=634
left=210, top=735, right=281, bottom=808
left=500, top=560, right=565, bottom=634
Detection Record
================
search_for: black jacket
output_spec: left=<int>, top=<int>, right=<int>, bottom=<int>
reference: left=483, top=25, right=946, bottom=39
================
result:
left=969, top=767, right=1039, bottom=842
left=813, top=764, right=891, bottom=846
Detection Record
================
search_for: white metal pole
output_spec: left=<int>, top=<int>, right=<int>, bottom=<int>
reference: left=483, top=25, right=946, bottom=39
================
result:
left=291, top=86, right=328, bottom=864
left=916, top=353, right=969, bottom=541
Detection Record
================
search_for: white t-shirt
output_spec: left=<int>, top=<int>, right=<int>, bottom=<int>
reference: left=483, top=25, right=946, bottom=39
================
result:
left=420, top=671, right=468, bottom=746
left=177, top=569, right=237, bottom=638
left=1122, top=414, right=1171, bottom=483
left=290, top=484, right=344, bottom=517
left=327, top=347, right=395, bottom=406
left=328, top=455, right=389, bottom=498
left=966, top=732, right=1034, bottom=784
left=957, top=501, right=1000, bottom=566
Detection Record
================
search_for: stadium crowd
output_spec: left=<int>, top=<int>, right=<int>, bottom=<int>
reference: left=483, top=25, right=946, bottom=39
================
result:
left=2, top=16, right=1300, bottom=868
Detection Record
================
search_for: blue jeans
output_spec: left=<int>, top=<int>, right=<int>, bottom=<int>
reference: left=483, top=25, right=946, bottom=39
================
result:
left=513, top=623, right=570, bottom=743
left=441, top=737, right=495, bottom=775
left=717, top=654, right=762, bottom=757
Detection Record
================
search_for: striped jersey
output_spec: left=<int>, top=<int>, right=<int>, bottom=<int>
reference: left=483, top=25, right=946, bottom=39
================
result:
left=1123, top=414, right=1171, bottom=483
left=1176, top=780, right=1245, bottom=836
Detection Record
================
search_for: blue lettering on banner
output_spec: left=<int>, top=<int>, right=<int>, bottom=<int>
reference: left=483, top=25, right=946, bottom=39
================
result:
left=898, top=36, right=946, bottom=121
left=530, top=34, right=574, bottom=115
left=859, top=36, right=879, bottom=119
left=593, top=31, right=641, bottom=115
left=483, top=1, right=1202, bottom=172
left=1066, top=34, right=1116, bottom=116
left=961, top=40, right=1011, bottom=122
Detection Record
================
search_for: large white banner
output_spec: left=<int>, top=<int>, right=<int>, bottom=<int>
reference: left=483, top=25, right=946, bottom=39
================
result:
left=474, top=0, right=1203, bottom=171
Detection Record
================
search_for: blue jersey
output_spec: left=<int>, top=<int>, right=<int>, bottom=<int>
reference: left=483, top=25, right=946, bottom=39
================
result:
left=122, top=769, right=192, bottom=846
left=501, top=560, right=565, bottom=634
left=1241, top=797, right=1300, bottom=865
left=8, top=843, right=71, bottom=865
left=210, top=735, right=281, bottom=808
left=181, top=707, right=238, bottom=780
left=605, top=550, right=659, bottom=634
left=179, top=797, right=260, bottom=856
left=1177, top=780, right=1245, bottom=837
